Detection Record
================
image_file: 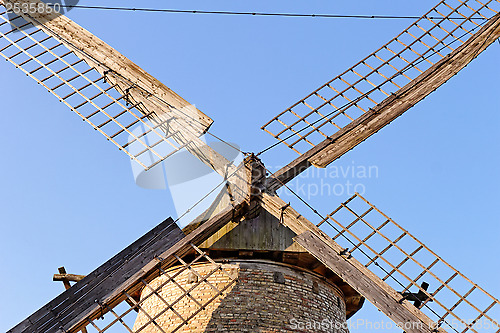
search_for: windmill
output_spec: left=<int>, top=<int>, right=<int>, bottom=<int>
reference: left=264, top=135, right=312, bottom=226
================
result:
left=2, top=0, right=500, bottom=332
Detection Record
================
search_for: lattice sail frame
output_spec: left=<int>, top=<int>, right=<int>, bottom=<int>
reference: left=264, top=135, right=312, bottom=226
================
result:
left=316, top=193, right=500, bottom=333
left=0, top=5, right=207, bottom=170
left=3, top=2, right=499, bottom=332
left=83, top=243, right=238, bottom=333
left=261, top=0, right=500, bottom=154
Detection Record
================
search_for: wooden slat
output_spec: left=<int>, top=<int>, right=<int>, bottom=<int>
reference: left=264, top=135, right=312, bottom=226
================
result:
left=265, top=11, right=500, bottom=192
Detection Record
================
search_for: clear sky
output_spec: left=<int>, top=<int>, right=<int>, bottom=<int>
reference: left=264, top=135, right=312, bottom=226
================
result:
left=1, top=0, right=499, bottom=332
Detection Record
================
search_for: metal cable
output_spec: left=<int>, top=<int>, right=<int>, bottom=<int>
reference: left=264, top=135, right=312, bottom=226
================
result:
left=56, top=5, right=489, bottom=21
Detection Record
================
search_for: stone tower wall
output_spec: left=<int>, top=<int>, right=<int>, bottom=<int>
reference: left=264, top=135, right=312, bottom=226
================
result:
left=133, top=260, right=349, bottom=332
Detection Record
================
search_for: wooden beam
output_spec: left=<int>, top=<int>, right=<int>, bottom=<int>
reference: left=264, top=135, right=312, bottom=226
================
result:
left=260, top=193, right=447, bottom=333
left=1, top=0, right=252, bottom=201
left=53, top=273, right=86, bottom=283
left=266, top=12, right=500, bottom=192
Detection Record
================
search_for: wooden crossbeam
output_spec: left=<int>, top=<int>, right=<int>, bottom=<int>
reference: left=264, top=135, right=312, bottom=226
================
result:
left=53, top=267, right=86, bottom=288
left=266, top=11, right=500, bottom=192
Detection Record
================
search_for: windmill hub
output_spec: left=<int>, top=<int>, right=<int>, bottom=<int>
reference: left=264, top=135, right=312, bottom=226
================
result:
left=132, top=202, right=363, bottom=332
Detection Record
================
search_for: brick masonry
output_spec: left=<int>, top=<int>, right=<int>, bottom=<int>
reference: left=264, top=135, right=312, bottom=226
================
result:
left=133, top=260, right=349, bottom=332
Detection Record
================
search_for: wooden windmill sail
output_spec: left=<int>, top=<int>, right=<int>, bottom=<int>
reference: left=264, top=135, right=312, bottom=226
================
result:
left=3, top=0, right=500, bottom=332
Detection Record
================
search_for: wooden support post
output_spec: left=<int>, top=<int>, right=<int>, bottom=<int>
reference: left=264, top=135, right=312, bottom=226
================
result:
left=53, top=267, right=88, bottom=333
left=55, top=267, right=71, bottom=290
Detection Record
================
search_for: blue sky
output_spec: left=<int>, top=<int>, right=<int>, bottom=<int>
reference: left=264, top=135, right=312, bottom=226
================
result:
left=1, top=0, right=499, bottom=331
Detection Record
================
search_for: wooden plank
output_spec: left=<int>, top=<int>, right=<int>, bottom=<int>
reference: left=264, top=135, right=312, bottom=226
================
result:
left=56, top=267, right=73, bottom=290
left=8, top=217, right=184, bottom=333
left=260, top=193, right=446, bottom=333
left=266, top=12, right=500, bottom=192
left=57, top=220, right=186, bottom=331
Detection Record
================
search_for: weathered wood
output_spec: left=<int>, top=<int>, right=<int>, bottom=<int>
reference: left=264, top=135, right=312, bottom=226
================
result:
left=260, top=193, right=446, bottom=333
left=266, top=12, right=500, bottom=192
left=1, top=0, right=244, bottom=179
left=66, top=203, right=247, bottom=333
left=200, top=207, right=305, bottom=252
left=184, top=155, right=265, bottom=234
left=53, top=273, right=86, bottom=283
left=56, top=267, right=72, bottom=290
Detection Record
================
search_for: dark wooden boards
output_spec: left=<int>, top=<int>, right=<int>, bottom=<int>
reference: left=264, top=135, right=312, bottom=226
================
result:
left=8, top=217, right=184, bottom=333
left=266, top=12, right=500, bottom=192
left=67, top=203, right=246, bottom=333
left=8, top=199, right=246, bottom=333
